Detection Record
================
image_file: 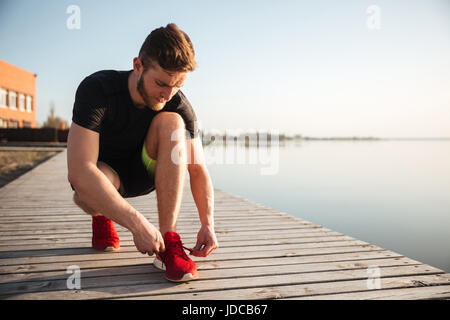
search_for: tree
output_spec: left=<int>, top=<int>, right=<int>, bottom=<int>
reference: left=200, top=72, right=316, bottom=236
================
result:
left=42, top=101, right=68, bottom=129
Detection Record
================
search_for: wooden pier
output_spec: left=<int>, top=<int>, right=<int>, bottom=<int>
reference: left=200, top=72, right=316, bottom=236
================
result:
left=0, top=150, right=449, bottom=300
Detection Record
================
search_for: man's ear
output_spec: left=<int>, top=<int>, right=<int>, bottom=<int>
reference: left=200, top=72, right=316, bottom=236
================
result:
left=133, top=57, right=143, bottom=75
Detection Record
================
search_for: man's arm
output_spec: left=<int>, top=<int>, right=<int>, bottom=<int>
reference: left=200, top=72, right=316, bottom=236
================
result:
left=187, top=137, right=219, bottom=257
left=67, top=122, right=165, bottom=255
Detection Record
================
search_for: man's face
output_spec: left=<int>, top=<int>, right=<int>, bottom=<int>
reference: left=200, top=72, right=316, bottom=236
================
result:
left=136, top=61, right=188, bottom=111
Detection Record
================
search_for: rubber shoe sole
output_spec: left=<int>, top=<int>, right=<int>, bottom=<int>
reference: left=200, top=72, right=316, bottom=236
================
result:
left=103, top=246, right=120, bottom=252
left=153, top=256, right=198, bottom=282
left=93, top=245, right=120, bottom=252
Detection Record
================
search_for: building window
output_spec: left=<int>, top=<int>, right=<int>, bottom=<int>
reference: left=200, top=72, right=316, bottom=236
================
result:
left=23, top=121, right=32, bottom=128
left=19, top=93, right=25, bottom=111
left=0, top=88, right=7, bottom=108
left=0, top=118, right=7, bottom=128
left=26, top=95, right=33, bottom=112
left=9, top=120, right=19, bottom=128
left=9, top=91, right=17, bottom=109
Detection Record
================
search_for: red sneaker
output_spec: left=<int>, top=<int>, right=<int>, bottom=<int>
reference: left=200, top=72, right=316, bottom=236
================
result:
left=153, top=232, right=198, bottom=282
left=92, top=215, right=120, bottom=252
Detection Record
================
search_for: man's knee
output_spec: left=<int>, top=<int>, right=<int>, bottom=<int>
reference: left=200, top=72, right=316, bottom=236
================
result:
left=146, top=112, right=187, bottom=159
left=153, top=112, right=186, bottom=135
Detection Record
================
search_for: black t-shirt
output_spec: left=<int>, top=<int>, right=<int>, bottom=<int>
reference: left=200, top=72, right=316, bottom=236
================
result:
left=72, top=70, right=198, bottom=161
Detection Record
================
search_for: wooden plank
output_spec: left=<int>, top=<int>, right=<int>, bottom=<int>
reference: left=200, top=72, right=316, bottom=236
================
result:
left=0, top=226, right=336, bottom=238
left=0, top=241, right=375, bottom=269
left=0, top=213, right=293, bottom=222
left=0, top=234, right=353, bottom=256
left=0, top=235, right=356, bottom=250
left=1, top=265, right=445, bottom=300
left=0, top=220, right=312, bottom=230
left=0, top=241, right=376, bottom=267
left=0, top=250, right=403, bottom=275
left=0, top=252, right=406, bottom=282
left=0, top=251, right=401, bottom=276
left=0, top=229, right=343, bottom=243
left=0, top=213, right=302, bottom=224
left=288, top=285, right=450, bottom=300
left=0, top=221, right=316, bottom=232
left=0, top=258, right=428, bottom=296
left=117, top=275, right=450, bottom=300
left=0, top=233, right=362, bottom=248
left=0, top=245, right=389, bottom=274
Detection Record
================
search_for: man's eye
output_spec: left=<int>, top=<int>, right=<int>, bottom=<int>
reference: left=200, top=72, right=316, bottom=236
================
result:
left=156, top=80, right=182, bottom=89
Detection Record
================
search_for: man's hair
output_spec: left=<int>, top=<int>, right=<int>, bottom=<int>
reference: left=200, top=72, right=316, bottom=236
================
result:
left=139, top=23, right=196, bottom=72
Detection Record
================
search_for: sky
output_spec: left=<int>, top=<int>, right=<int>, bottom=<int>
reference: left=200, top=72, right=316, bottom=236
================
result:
left=0, top=0, right=449, bottom=138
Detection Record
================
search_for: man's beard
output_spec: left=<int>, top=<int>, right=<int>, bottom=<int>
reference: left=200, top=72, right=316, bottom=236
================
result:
left=137, top=75, right=165, bottom=111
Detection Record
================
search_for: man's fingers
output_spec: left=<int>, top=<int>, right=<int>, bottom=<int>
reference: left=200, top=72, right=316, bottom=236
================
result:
left=204, top=244, right=218, bottom=257
left=191, top=243, right=205, bottom=256
left=159, top=241, right=166, bottom=253
left=193, top=239, right=202, bottom=252
left=156, top=231, right=166, bottom=252
left=192, top=244, right=216, bottom=257
left=191, top=250, right=204, bottom=257
left=205, top=245, right=217, bottom=257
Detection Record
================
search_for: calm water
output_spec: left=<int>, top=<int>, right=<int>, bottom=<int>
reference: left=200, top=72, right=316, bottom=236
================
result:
left=203, top=139, right=450, bottom=273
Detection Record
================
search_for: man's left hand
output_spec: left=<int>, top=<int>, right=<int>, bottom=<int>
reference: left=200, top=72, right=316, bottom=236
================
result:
left=191, top=225, right=219, bottom=257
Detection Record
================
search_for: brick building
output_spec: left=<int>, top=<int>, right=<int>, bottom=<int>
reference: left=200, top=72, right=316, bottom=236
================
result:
left=0, top=60, right=37, bottom=128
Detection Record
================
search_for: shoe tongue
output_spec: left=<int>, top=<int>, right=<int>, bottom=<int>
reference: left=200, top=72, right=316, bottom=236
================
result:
left=93, top=216, right=109, bottom=223
left=164, top=231, right=181, bottom=243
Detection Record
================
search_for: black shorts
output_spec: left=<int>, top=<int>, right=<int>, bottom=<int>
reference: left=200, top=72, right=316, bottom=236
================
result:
left=70, top=149, right=155, bottom=198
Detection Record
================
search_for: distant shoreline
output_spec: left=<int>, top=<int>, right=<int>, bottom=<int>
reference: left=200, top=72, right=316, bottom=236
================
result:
left=294, top=137, right=450, bottom=141
left=200, top=132, right=450, bottom=145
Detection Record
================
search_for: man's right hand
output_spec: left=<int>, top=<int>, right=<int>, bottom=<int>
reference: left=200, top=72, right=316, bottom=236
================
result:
left=132, top=218, right=165, bottom=256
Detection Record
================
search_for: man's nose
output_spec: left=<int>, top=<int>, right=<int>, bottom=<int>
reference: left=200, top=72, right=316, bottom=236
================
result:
left=161, top=87, right=177, bottom=101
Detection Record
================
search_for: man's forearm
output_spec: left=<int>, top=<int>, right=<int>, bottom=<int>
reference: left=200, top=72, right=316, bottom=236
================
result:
left=70, top=163, right=145, bottom=233
left=189, top=168, right=215, bottom=227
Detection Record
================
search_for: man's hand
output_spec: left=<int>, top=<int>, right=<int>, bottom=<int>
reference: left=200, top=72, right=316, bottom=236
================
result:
left=132, top=218, right=165, bottom=256
left=191, top=225, right=219, bottom=257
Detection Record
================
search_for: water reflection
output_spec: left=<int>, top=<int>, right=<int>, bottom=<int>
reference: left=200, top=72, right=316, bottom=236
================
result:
left=203, top=139, right=450, bottom=273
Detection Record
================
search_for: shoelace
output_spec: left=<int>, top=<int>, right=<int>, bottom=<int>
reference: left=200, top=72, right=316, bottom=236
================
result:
left=160, top=239, right=193, bottom=266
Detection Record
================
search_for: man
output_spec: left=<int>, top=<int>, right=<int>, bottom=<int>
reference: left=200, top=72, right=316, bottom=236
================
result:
left=67, top=23, right=218, bottom=282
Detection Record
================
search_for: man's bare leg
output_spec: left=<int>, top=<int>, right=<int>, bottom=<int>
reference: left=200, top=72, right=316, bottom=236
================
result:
left=72, top=161, right=121, bottom=216
left=145, top=112, right=187, bottom=236
left=72, top=161, right=122, bottom=251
